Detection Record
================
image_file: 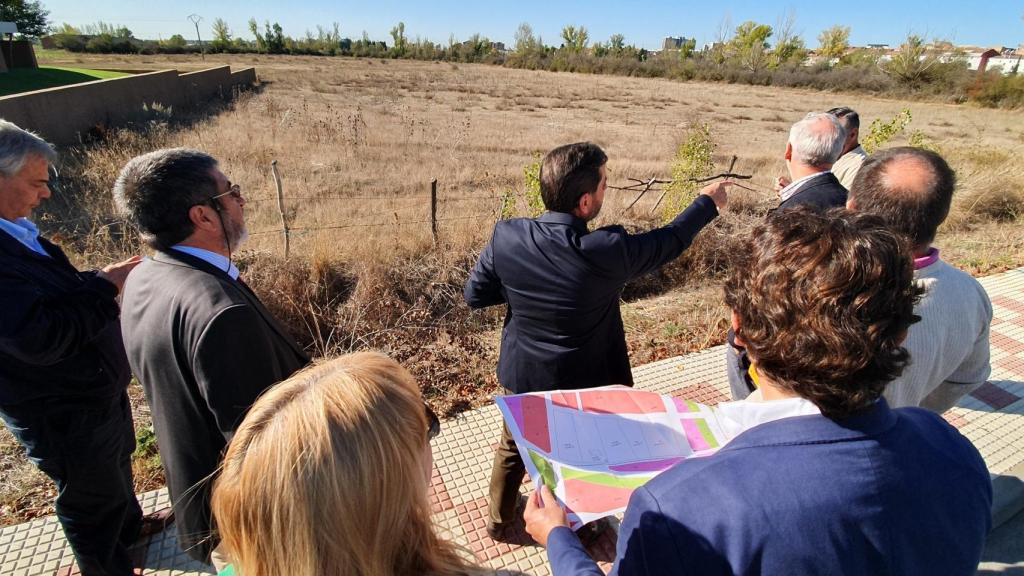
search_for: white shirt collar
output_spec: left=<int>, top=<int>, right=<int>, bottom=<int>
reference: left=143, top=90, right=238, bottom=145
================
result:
left=715, top=389, right=821, bottom=443
left=170, top=245, right=240, bottom=280
left=779, top=171, right=832, bottom=202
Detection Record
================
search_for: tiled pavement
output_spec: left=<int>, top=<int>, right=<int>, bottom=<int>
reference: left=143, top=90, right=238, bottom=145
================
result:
left=2, top=268, right=1024, bottom=575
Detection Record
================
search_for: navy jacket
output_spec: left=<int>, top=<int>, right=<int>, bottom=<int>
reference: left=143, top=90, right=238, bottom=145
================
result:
left=778, top=172, right=848, bottom=211
left=547, top=400, right=992, bottom=576
left=464, top=196, right=718, bottom=393
left=0, top=230, right=130, bottom=405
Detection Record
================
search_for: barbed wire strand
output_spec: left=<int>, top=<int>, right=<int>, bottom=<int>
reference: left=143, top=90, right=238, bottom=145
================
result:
left=248, top=212, right=498, bottom=237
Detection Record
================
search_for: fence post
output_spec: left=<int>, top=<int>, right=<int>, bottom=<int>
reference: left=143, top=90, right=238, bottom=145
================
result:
left=430, top=178, right=438, bottom=246
left=271, top=160, right=290, bottom=259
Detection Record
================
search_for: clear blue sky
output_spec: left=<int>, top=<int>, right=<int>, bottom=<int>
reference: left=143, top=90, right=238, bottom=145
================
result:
left=43, top=0, right=1023, bottom=50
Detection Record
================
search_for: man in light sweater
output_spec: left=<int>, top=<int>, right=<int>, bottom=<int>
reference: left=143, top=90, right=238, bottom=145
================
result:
left=827, top=106, right=868, bottom=189
left=847, top=147, right=991, bottom=412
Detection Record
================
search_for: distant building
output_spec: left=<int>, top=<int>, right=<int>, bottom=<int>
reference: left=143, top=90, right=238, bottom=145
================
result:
left=663, top=36, right=684, bottom=50
left=967, top=48, right=1021, bottom=75
left=663, top=36, right=694, bottom=52
left=0, top=22, right=39, bottom=73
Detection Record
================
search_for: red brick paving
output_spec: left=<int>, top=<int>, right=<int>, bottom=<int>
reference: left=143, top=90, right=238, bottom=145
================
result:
left=995, top=355, right=1024, bottom=376
left=429, top=464, right=455, bottom=513
left=672, top=381, right=730, bottom=406
left=943, top=411, right=969, bottom=429
left=969, top=382, right=1023, bottom=411
left=991, top=332, right=1024, bottom=355
left=456, top=496, right=534, bottom=562
left=992, top=295, right=1024, bottom=314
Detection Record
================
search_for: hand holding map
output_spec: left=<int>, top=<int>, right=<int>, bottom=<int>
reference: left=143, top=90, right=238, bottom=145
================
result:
left=495, top=385, right=727, bottom=528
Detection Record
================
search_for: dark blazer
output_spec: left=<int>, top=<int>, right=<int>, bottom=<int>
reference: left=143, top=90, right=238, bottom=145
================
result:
left=464, top=196, right=718, bottom=393
left=547, top=400, right=992, bottom=576
left=777, top=171, right=848, bottom=211
left=0, top=231, right=129, bottom=405
left=120, top=249, right=309, bottom=561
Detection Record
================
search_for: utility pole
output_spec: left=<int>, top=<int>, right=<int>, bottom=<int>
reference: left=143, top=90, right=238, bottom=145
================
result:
left=188, top=14, right=204, bottom=59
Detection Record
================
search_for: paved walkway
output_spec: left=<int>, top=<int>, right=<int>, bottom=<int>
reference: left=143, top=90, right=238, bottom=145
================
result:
left=3, top=268, right=1024, bottom=575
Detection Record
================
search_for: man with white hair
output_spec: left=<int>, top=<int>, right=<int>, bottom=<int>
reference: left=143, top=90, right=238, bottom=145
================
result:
left=0, top=120, right=162, bottom=575
left=728, top=113, right=849, bottom=399
left=776, top=112, right=848, bottom=211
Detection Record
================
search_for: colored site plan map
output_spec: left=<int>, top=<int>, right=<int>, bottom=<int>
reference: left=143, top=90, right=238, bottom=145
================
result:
left=495, top=385, right=727, bottom=528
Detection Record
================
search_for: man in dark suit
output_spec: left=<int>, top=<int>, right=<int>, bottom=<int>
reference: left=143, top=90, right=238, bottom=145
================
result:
left=726, top=112, right=850, bottom=399
left=114, top=148, right=310, bottom=567
left=774, top=112, right=848, bottom=211
left=525, top=209, right=991, bottom=576
left=0, top=120, right=162, bottom=575
left=464, top=142, right=729, bottom=539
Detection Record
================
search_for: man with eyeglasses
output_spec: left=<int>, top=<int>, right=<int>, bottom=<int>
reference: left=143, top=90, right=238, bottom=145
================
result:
left=0, top=120, right=183, bottom=575
left=114, top=148, right=310, bottom=568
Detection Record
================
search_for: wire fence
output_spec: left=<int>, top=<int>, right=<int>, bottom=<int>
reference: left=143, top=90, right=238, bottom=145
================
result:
left=248, top=212, right=499, bottom=237
left=248, top=175, right=508, bottom=256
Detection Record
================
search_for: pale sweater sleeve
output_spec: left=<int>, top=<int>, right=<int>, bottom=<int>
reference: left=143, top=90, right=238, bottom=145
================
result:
left=920, top=287, right=993, bottom=413
left=885, top=261, right=992, bottom=411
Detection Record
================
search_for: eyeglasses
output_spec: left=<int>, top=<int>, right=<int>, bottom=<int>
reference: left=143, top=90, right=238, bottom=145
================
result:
left=424, top=402, right=441, bottom=441
left=209, top=183, right=242, bottom=202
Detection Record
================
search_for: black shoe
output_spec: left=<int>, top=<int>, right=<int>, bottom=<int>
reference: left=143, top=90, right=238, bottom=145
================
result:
left=576, top=517, right=611, bottom=547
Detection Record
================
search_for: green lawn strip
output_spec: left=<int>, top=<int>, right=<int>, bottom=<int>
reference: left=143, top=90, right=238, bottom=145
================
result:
left=0, top=66, right=129, bottom=96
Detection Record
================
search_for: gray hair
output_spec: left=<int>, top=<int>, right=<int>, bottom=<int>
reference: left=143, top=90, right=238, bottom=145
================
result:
left=789, top=112, right=846, bottom=168
left=113, top=148, right=219, bottom=249
left=0, top=120, right=57, bottom=176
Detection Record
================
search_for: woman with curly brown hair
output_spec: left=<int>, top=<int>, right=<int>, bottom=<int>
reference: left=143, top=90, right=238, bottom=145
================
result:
left=210, top=352, right=493, bottom=576
left=526, top=208, right=993, bottom=576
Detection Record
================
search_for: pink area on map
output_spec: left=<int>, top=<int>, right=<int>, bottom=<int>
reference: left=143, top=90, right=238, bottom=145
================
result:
left=681, top=419, right=710, bottom=451
left=673, top=397, right=694, bottom=413
left=551, top=391, right=580, bottom=410
left=522, top=395, right=551, bottom=452
left=564, top=478, right=634, bottom=513
left=609, top=457, right=684, bottom=473
left=503, top=396, right=525, bottom=434
left=580, top=389, right=666, bottom=414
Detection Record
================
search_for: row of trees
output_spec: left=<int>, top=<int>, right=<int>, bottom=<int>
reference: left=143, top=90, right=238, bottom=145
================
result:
left=31, top=8, right=1024, bottom=108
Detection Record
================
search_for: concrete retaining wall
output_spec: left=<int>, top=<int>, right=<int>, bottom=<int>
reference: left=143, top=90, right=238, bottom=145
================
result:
left=180, top=65, right=231, bottom=107
left=230, top=67, right=258, bottom=88
left=0, top=66, right=258, bottom=145
left=0, top=70, right=184, bottom=145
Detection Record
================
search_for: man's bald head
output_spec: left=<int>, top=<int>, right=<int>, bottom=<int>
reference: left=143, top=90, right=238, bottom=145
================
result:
left=847, top=147, right=956, bottom=249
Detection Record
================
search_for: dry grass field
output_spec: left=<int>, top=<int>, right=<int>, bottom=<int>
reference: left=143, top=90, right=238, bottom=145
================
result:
left=2, top=51, right=1023, bottom=525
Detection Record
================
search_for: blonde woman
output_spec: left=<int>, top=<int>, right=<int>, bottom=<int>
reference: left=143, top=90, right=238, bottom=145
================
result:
left=211, top=352, right=488, bottom=576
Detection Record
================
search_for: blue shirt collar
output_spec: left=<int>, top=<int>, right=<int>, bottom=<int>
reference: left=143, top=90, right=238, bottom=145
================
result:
left=0, top=217, right=49, bottom=257
left=170, top=245, right=240, bottom=280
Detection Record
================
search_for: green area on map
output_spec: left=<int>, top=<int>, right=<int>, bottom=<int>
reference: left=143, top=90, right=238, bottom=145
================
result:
left=528, top=448, right=558, bottom=492
left=696, top=418, right=720, bottom=448
left=561, top=466, right=653, bottom=489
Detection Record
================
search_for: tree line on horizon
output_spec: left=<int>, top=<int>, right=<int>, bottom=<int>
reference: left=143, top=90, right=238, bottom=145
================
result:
left=27, top=8, right=1024, bottom=109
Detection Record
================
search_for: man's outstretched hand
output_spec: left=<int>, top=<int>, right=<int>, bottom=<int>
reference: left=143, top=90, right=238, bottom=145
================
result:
left=524, top=484, right=571, bottom=547
left=700, top=180, right=733, bottom=212
left=98, top=255, right=143, bottom=293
